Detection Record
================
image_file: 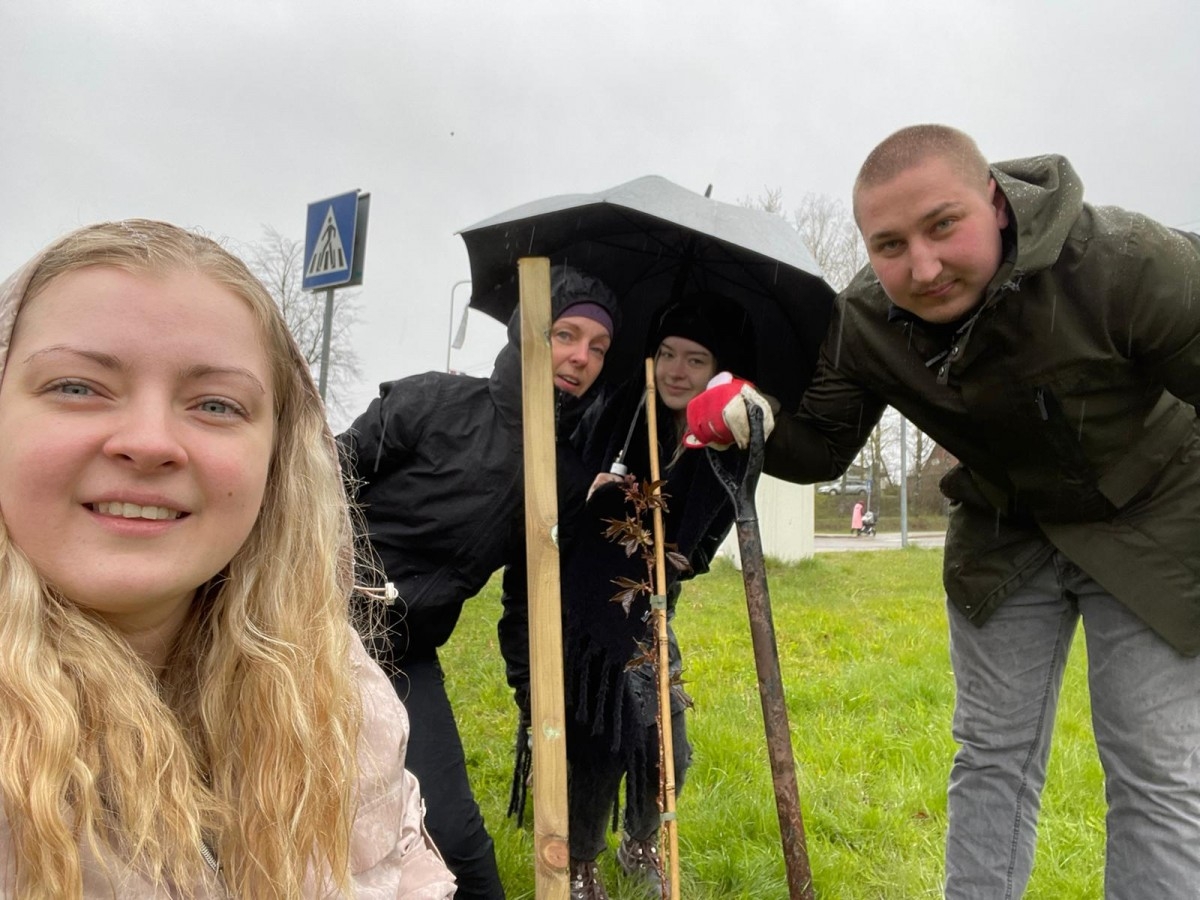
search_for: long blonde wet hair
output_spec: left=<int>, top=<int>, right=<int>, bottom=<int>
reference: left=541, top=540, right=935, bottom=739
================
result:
left=0, top=221, right=364, bottom=898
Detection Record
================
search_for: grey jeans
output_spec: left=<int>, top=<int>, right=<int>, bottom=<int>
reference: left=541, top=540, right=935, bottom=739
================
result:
left=945, top=551, right=1200, bottom=899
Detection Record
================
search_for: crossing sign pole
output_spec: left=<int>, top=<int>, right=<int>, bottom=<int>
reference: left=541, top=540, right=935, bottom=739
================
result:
left=318, top=286, right=335, bottom=401
left=303, top=190, right=370, bottom=401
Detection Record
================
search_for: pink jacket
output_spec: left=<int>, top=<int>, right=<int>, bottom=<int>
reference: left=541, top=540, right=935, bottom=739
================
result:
left=0, top=634, right=456, bottom=899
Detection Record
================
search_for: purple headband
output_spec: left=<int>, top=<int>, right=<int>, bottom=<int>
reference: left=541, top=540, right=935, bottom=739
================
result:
left=557, top=301, right=614, bottom=338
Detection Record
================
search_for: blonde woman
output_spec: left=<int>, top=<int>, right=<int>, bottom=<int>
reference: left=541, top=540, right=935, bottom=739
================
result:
left=0, top=221, right=455, bottom=899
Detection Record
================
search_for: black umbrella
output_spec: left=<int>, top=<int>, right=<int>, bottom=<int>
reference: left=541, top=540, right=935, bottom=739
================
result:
left=457, top=175, right=835, bottom=409
left=460, top=176, right=835, bottom=896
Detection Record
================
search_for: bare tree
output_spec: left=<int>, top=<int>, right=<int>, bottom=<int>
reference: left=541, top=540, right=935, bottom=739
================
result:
left=790, top=192, right=868, bottom=292
left=741, top=188, right=867, bottom=291
left=740, top=186, right=786, bottom=215
left=243, top=227, right=363, bottom=419
left=906, top=419, right=937, bottom=513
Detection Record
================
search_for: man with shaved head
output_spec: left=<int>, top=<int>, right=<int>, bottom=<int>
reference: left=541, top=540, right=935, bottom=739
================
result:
left=701, top=124, right=1200, bottom=897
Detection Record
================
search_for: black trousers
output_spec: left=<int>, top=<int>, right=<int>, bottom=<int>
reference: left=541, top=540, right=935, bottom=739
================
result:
left=390, top=653, right=506, bottom=899
left=568, top=630, right=693, bottom=861
left=568, top=699, right=691, bottom=860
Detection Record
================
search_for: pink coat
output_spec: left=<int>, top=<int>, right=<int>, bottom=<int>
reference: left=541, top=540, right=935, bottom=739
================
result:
left=0, top=634, right=457, bottom=899
left=852, top=502, right=864, bottom=531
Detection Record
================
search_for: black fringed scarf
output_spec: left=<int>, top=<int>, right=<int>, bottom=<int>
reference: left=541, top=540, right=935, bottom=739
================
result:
left=561, top=381, right=734, bottom=809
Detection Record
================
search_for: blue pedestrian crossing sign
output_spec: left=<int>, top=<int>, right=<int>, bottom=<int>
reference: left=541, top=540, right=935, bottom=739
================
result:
left=303, top=190, right=369, bottom=290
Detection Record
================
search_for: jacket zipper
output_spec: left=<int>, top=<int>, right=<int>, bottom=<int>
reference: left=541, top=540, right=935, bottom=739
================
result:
left=200, top=837, right=220, bottom=874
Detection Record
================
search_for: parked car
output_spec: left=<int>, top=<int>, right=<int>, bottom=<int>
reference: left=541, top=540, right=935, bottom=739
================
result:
left=816, top=477, right=871, bottom=495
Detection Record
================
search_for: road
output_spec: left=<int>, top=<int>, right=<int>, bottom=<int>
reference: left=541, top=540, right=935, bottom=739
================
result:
left=814, top=531, right=946, bottom=552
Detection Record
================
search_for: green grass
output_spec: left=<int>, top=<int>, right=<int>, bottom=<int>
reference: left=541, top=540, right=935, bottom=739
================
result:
left=441, top=549, right=1104, bottom=898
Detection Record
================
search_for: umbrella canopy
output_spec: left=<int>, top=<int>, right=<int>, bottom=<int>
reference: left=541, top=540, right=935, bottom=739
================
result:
left=457, top=175, right=836, bottom=410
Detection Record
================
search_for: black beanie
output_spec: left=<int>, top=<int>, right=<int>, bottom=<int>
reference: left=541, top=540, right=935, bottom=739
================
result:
left=650, top=292, right=756, bottom=379
left=550, top=264, right=621, bottom=336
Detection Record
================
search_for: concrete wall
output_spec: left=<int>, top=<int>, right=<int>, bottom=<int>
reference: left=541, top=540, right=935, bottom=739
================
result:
left=715, top=475, right=814, bottom=568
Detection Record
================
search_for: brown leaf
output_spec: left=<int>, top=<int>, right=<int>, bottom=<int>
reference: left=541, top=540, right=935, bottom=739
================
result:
left=620, top=480, right=644, bottom=506
left=611, top=576, right=647, bottom=592
left=609, top=577, right=650, bottom=615
left=601, top=517, right=631, bottom=540
left=611, top=587, right=639, bottom=615
left=625, top=639, right=655, bottom=670
left=665, top=549, right=692, bottom=575
left=624, top=478, right=670, bottom=515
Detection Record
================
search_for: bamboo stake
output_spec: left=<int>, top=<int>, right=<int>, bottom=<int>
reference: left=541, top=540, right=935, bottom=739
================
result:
left=518, top=258, right=570, bottom=899
left=642, top=357, right=681, bottom=900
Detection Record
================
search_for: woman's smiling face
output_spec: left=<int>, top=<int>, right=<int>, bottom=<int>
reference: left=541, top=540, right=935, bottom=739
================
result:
left=655, top=335, right=717, bottom=412
left=550, top=314, right=610, bottom=396
left=0, top=265, right=275, bottom=651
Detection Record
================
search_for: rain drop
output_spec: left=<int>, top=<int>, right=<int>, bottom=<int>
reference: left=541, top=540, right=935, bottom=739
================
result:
left=830, top=313, right=846, bottom=368
left=372, top=411, right=391, bottom=473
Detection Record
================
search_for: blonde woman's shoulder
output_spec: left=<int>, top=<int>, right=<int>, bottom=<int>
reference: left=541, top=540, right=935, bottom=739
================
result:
left=0, top=809, right=12, bottom=897
left=347, top=630, right=457, bottom=899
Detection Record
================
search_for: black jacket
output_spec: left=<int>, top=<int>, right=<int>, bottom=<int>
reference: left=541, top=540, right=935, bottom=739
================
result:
left=340, top=270, right=620, bottom=660
left=340, top=337, right=524, bottom=658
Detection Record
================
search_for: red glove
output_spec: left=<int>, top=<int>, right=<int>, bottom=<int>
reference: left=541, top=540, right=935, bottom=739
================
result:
left=683, top=373, right=744, bottom=449
left=684, top=372, right=775, bottom=451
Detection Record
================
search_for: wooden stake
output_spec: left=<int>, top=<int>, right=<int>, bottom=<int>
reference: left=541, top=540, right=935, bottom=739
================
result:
left=519, top=258, right=570, bottom=898
left=643, top=358, right=682, bottom=900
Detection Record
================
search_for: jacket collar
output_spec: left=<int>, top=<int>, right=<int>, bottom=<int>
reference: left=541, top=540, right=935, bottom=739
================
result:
left=990, top=154, right=1084, bottom=279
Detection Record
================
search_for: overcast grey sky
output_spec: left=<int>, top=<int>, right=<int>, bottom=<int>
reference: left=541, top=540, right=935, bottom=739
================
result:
left=3, top=0, right=1198, bottom=428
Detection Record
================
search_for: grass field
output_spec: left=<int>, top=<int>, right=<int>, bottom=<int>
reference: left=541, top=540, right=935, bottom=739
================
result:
left=441, top=548, right=1105, bottom=898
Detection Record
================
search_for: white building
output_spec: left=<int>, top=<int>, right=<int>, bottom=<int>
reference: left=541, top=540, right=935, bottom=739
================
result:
left=716, top=476, right=815, bottom=567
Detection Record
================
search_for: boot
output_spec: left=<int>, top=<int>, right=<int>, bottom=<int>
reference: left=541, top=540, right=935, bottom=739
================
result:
left=617, top=832, right=668, bottom=894
left=570, top=857, right=610, bottom=900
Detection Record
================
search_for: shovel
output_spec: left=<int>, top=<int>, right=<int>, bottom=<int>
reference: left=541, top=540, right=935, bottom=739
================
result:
left=707, top=406, right=815, bottom=900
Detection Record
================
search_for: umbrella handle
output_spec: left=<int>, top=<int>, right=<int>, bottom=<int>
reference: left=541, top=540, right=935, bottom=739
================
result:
left=706, top=405, right=765, bottom=518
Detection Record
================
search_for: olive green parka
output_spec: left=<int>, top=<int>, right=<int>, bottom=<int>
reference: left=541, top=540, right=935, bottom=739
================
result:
left=766, top=155, right=1200, bottom=654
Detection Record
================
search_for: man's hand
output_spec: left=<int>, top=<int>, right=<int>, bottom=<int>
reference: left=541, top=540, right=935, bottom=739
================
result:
left=684, top=372, right=775, bottom=450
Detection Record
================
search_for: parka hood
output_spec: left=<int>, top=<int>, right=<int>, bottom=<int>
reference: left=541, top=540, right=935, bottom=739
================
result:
left=991, top=154, right=1085, bottom=279
left=488, top=264, right=621, bottom=428
left=0, top=244, right=47, bottom=386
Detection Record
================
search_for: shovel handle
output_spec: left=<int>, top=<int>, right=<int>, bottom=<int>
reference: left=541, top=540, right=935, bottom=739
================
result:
left=707, top=407, right=815, bottom=900
left=706, top=405, right=764, bottom=521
